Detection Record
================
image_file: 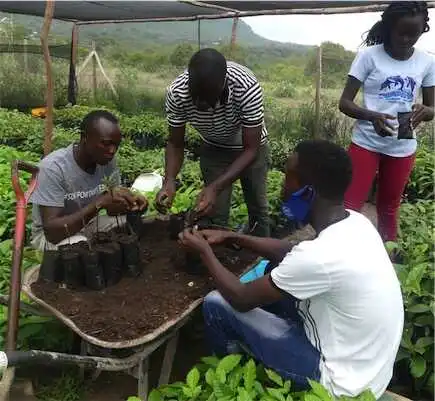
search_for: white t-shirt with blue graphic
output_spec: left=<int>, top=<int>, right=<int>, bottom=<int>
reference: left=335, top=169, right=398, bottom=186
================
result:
left=349, top=44, right=435, bottom=157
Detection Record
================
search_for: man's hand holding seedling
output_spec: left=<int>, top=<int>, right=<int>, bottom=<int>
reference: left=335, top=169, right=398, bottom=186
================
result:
left=99, top=187, right=148, bottom=216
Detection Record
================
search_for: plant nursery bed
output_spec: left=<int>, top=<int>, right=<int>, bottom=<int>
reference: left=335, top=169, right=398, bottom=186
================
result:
left=31, top=219, right=258, bottom=342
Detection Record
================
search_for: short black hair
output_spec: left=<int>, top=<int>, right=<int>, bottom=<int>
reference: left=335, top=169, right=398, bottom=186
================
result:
left=188, top=48, right=227, bottom=89
left=294, top=139, right=352, bottom=201
left=80, top=110, right=119, bottom=138
left=364, top=1, right=430, bottom=46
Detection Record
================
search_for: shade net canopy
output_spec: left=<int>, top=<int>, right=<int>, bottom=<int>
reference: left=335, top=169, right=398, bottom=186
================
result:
left=1, top=1, right=429, bottom=23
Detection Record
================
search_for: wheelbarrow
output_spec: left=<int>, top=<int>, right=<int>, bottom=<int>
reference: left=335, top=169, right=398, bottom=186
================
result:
left=0, top=160, right=203, bottom=401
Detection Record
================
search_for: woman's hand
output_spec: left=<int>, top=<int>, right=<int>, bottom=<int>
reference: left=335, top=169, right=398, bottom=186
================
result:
left=371, top=113, right=396, bottom=137
left=411, top=104, right=435, bottom=129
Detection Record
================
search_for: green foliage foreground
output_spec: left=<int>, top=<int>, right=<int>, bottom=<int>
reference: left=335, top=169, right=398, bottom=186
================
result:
left=128, top=355, right=377, bottom=401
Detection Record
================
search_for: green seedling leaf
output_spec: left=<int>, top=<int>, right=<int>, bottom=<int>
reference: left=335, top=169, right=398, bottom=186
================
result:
left=355, top=389, right=376, bottom=401
left=410, top=354, right=427, bottom=378
left=127, top=397, right=142, bottom=401
left=213, top=381, right=232, bottom=399
left=265, top=368, right=283, bottom=387
left=286, top=396, right=293, bottom=401
left=206, top=368, right=216, bottom=386
left=217, top=354, right=242, bottom=374
left=267, top=387, right=286, bottom=401
left=182, top=385, right=194, bottom=398
left=254, top=381, right=265, bottom=395
left=238, top=388, right=253, bottom=401
left=160, top=386, right=182, bottom=398
left=202, top=356, right=220, bottom=367
left=395, top=348, right=411, bottom=362
left=229, top=366, right=244, bottom=390
left=308, top=380, right=333, bottom=401
left=407, top=304, right=431, bottom=313
left=192, top=385, right=202, bottom=399
left=260, top=396, right=277, bottom=401
left=216, top=366, right=227, bottom=384
left=187, top=367, right=201, bottom=389
left=283, top=381, right=291, bottom=393
left=217, top=397, right=233, bottom=401
left=244, top=359, right=257, bottom=391
left=415, top=336, right=434, bottom=351
left=148, top=390, right=163, bottom=401
left=304, top=394, right=323, bottom=401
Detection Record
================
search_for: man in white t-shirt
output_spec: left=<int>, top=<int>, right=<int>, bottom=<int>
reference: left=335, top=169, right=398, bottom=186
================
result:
left=178, top=140, right=404, bottom=399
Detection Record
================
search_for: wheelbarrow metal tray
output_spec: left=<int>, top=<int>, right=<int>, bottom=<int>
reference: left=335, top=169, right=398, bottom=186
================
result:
left=22, top=265, right=203, bottom=350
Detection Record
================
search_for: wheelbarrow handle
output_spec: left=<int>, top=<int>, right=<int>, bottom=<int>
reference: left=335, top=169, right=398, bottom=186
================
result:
left=10, top=160, right=39, bottom=205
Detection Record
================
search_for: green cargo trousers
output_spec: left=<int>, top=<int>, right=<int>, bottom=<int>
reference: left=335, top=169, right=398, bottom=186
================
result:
left=199, top=142, right=270, bottom=237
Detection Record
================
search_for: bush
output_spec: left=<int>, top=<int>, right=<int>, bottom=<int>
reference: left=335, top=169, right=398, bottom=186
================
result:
left=272, top=81, right=297, bottom=98
left=0, top=56, right=69, bottom=111
left=406, top=145, right=434, bottom=202
left=390, top=200, right=434, bottom=396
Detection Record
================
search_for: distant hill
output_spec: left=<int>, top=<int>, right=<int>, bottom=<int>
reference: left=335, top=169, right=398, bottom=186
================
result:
left=0, top=12, right=311, bottom=54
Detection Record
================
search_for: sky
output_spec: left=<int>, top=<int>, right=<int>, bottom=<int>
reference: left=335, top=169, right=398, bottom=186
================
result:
left=243, top=9, right=435, bottom=53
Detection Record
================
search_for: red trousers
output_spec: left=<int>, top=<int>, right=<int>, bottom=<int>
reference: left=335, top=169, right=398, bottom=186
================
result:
left=344, top=143, right=415, bottom=242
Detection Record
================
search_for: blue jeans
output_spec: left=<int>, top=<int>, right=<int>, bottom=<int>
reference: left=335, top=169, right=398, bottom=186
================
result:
left=203, top=291, right=321, bottom=389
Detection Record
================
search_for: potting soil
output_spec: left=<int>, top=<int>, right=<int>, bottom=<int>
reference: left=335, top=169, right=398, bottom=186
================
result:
left=31, top=220, right=258, bottom=342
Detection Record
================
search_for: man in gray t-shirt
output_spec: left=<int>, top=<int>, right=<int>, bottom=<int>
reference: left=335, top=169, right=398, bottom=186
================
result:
left=30, top=110, right=147, bottom=250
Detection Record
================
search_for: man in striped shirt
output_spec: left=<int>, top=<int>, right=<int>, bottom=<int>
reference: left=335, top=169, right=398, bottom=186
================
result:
left=156, top=48, right=270, bottom=236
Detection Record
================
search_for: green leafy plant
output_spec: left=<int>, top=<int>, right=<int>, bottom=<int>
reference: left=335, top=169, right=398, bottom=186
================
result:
left=132, top=355, right=376, bottom=401
left=406, top=145, right=434, bottom=202
left=390, top=200, right=434, bottom=395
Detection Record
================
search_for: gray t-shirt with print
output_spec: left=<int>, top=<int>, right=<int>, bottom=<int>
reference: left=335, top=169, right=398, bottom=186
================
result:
left=30, top=144, right=120, bottom=238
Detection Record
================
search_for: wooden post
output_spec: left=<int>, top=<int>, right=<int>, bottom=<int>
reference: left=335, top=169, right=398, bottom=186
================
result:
left=71, top=24, right=78, bottom=66
left=314, top=44, right=322, bottom=139
left=230, top=16, right=239, bottom=56
left=92, top=40, right=97, bottom=103
left=23, top=38, right=28, bottom=73
left=67, top=23, right=78, bottom=105
left=41, top=0, right=55, bottom=156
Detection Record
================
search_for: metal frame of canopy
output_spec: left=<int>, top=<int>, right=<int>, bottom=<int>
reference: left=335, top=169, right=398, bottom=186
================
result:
left=4, top=0, right=435, bottom=154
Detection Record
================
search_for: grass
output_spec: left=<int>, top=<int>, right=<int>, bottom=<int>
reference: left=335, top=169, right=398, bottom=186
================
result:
left=36, top=370, right=86, bottom=401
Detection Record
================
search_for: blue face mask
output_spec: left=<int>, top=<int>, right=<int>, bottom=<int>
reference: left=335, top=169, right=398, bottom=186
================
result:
left=281, top=185, right=315, bottom=224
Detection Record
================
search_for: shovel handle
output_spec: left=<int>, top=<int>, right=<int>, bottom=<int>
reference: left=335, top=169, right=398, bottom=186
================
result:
left=11, top=160, right=39, bottom=206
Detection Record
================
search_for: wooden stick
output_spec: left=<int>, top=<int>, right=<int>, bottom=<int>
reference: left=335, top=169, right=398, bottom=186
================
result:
left=75, top=2, right=435, bottom=25
left=23, top=38, right=28, bottom=73
left=41, top=0, right=55, bottom=157
left=77, top=50, right=95, bottom=77
left=230, top=16, right=239, bottom=55
left=158, top=332, right=179, bottom=387
left=197, top=19, right=201, bottom=51
left=68, top=23, right=78, bottom=105
left=314, top=44, right=322, bottom=139
left=92, top=41, right=97, bottom=103
left=93, top=50, right=118, bottom=97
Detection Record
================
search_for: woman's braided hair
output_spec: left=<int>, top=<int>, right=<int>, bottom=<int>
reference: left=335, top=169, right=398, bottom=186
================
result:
left=364, top=1, right=430, bottom=46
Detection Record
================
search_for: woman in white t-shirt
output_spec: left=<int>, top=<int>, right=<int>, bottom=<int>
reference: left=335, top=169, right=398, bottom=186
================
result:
left=339, top=1, right=434, bottom=243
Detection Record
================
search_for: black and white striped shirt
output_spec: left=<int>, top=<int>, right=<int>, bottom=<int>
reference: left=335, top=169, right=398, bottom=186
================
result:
left=165, top=61, right=268, bottom=150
